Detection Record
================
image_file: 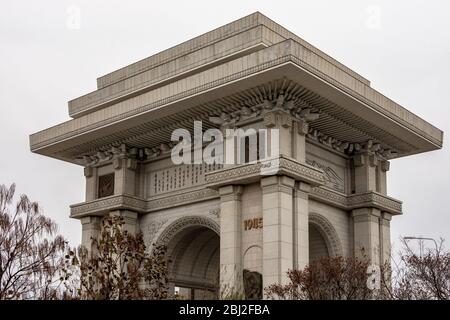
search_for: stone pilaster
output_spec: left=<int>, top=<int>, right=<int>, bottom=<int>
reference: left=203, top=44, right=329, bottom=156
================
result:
left=294, top=181, right=310, bottom=271
left=292, top=119, right=309, bottom=163
left=222, top=124, right=236, bottom=168
left=84, top=166, right=97, bottom=202
left=80, top=216, right=101, bottom=249
left=378, top=160, right=390, bottom=195
left=218, top=185, right=243, bottom=297
left=113, top=156, right=138, bottom=196
left=261, top=175, right=295, bottom=290
left=352, top=149, right=393, bottom=265
left=109, top=210, right=139, bottom=235
left=379, top=212, right=392, bottom=265
left=352, top=208, right=381, bottom=264
left=263, top=109, right=294, bottom=158
left=353, top=153, right=377, bottom=193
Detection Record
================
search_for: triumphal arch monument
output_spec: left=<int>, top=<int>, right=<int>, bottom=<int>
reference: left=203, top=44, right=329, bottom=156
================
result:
left=30, top=12, right=443, bottom=299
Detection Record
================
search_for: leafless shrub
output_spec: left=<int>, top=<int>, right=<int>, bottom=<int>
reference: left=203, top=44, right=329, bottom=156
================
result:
left=62, top=215, right=171, bottom=300
left=0, top=183, right=67, bottom=300
left=389, top=238, right=450, bottom=300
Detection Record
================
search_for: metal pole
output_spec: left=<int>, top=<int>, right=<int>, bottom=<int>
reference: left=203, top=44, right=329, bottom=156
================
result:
left=403, top=236, right=438, bottom=253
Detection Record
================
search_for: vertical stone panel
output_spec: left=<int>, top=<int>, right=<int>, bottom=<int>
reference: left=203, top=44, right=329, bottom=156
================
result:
left=294, top=182, right=310, bottom=270
left=80, top=216, right=101, bottom=249
left=379, top=212, right=392, bottom=265
left=218, top=185, right=243, bottom=296
left=352, top=207, right=381, bottom=265
left=109, top=210, right=139, bottom=235
left=353, top=153, right=377, bottom=193
left=261, top=175, right=295, bottom=290
left=114, top=158, right=137, bottom=196
left=84, top=166, right=97, bottom=201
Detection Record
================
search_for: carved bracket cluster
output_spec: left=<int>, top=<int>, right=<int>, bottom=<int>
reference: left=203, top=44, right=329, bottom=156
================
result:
left=209, top=93, right=320, bottom=133
left=353, top=139, right=397, bottom=160
left=307, top=128, right=399, bottom=159
left=351, top=139, right=394, bottom=171
left=307, top=128, right=350, bottom=153
left=77, top=142, right=177, bottom=168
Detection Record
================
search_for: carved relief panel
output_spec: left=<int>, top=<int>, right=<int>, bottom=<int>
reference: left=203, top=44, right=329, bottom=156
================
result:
left=98, top=173, right=115, bottom=198
left=306, top=143, right=347, bottom=193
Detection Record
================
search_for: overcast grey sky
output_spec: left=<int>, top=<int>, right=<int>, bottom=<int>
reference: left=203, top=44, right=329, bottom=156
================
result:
left=0, top=0, right=448, bottom=251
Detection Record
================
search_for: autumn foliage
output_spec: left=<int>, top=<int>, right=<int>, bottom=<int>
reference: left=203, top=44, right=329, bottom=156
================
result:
left=265, top=256, right=375, bottom=300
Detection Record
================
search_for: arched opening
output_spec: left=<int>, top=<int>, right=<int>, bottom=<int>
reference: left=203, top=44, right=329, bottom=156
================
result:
left=309, top=223, right=331, bottom=262
left=308, top=213, right=343, bottom=263
left=166, top=225, right=220, bottom=299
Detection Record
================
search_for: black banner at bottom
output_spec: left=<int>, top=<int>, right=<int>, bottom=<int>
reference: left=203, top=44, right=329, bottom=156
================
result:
left=1, top=300, right=448, bottom=319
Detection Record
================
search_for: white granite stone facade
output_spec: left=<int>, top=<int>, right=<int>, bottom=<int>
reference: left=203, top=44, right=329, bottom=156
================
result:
left=30, top=12, right=443, bottom=299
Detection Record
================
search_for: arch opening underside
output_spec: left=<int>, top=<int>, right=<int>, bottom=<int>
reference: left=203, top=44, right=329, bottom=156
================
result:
left=163, top=213, right=341, bottom=299
left=167, top=225, right=220, bottom=300
left=309, top=223, right=331, bottom=262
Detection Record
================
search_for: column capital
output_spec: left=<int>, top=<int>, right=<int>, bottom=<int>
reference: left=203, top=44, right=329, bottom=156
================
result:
left=380, top=212, right=392, bottom=224
left=352, top=153, right=377, bottom=168
left=352, top=207, right=381, bottom=222
left=80, top=215, right=101, bottom=227
left=109, top=209, right=138, bottom=220
left=113, top=157, right=138, bottom=171
left=263, top=109, right=294, bottom=129
left=296, top=181, right=312, bottom=193
left=218, top=185, right=243, bottom=200
left=261, top=176, right=295, bottom=195
left=109, top=210, right=139, bottom=235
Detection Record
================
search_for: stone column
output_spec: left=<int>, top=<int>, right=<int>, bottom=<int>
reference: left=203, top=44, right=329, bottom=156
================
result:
left=80, top=216, right=101, bottom=249
left=379, top=212, right=392, bottom=265
left=352, top=208, right=381, bottom=264
left=294, top=181, right=310, bottom=271
left=261, top=175, right=295, bottom=290
left=218, top=185, right=243, bottom=297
